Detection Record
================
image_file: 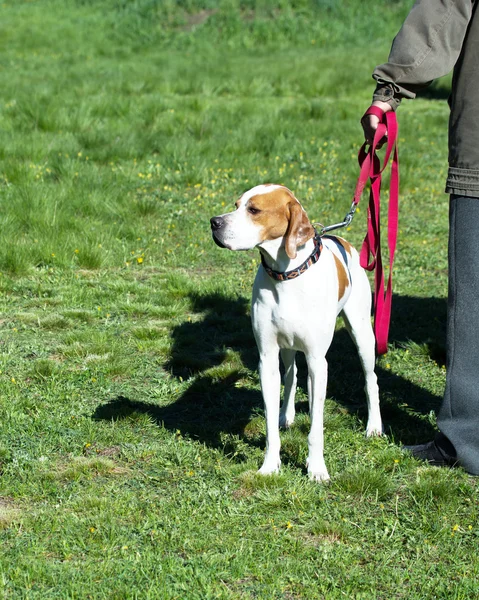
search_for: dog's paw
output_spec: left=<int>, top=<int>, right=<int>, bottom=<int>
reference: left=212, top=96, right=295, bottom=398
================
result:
left=366, top=420, right=384, bottom=437
left=306, top=458, right=330, bottom=482
left=258, top=458, right=281, bottom=475
left=308, top=468, right=330, bottom=483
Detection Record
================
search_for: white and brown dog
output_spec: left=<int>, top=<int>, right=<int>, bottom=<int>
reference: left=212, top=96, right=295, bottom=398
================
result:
left=210, top=184, right=382, bottom=481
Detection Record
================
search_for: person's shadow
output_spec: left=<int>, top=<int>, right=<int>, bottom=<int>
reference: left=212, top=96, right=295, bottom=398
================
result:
left=94, top=291, right=447, bottom=451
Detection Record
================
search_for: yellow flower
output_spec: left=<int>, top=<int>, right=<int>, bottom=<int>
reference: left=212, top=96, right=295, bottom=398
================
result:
left=137, top=257, right=143, bottom=264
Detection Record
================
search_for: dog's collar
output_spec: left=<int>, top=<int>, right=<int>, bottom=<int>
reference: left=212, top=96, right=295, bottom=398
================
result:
left=261, top=233, right=322, bottom=281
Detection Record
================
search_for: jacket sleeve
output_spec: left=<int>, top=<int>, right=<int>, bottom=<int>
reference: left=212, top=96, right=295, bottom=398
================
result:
left=373, top=0, right=475, bottom=109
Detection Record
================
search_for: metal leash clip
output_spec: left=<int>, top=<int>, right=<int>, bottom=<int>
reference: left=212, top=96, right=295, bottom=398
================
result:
left=315, top=200, right=358, bottom=235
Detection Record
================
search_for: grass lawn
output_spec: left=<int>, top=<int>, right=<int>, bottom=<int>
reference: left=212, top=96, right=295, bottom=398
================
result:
left=1, top=1, right=478, bottom=598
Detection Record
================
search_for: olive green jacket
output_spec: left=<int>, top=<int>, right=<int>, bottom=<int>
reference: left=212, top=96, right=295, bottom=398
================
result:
left=373, top=0, right=479, bottom=197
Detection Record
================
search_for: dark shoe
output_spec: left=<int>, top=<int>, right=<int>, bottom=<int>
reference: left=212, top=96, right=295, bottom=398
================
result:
left=403, top=433, right=458, bottom=467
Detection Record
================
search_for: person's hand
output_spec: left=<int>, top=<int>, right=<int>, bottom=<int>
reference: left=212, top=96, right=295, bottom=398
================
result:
left=361, top=101, right=393, bottom=147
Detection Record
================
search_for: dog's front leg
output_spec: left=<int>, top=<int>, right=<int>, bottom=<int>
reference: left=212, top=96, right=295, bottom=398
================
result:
left=279, top=349, right=297, bottom=428
left=305, top=355, right=330, bottom=482
left=258, top=352, right=282, bottom=475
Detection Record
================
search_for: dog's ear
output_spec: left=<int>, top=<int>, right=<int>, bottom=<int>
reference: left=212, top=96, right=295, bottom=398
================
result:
left=284, top=201, right=315, bottom=259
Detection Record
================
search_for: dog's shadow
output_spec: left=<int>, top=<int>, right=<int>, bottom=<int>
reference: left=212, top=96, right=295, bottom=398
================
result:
left=94, top=293, right=262, bottom=451
left=94, top=292, right=447, bottom=449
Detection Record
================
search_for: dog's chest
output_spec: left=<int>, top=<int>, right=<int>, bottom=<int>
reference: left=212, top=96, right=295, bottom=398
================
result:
left=269, top=303, right=304, bottom=348
left=252, top=265, right=340, bottom=351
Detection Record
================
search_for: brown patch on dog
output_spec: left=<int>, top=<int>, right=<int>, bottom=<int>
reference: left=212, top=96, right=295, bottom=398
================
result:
left=246, top=186, right=315, bottom=259
left=333, top=254, right=349, bottom=300
left=284, top=202, right=316, bottom=259
left=334, top=236, right=354, bottom=256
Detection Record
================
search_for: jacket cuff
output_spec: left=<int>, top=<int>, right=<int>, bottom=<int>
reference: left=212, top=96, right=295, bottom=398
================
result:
left=372, top=83, right=402, bottom=111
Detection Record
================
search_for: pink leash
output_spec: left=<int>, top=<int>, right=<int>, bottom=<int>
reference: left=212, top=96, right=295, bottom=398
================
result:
left=354, top=106, right=399, bottom=355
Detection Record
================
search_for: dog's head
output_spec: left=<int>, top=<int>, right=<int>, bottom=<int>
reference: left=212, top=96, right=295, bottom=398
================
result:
left=210, top=184, right=315, bottom=259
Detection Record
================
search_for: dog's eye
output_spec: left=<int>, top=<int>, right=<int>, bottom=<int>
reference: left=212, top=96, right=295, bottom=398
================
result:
left=248, top=206, right=261, bottom=215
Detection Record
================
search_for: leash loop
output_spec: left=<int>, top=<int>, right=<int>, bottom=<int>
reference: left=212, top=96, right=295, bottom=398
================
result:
left=315, top=106, right=399, bottom=353
left=356, top=107, right=400, bottom=355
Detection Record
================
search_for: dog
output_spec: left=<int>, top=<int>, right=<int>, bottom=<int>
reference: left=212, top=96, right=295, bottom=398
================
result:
left=210, top=184, right=382, bottom=481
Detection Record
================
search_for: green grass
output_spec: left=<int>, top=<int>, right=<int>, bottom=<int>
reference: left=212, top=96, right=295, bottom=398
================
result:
left=0, top=1, right=476, bottom=598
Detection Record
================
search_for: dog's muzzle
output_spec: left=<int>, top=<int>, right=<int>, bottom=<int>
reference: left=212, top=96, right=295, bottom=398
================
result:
left=210, top=216, right=227, bottom=248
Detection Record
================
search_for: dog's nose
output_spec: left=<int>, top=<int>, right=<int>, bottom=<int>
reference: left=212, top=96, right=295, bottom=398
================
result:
left=210, top=216, right=224, bottom=231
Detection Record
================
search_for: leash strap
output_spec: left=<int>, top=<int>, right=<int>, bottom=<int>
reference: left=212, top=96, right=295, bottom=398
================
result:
left=355, top=107, right=399, bottom=355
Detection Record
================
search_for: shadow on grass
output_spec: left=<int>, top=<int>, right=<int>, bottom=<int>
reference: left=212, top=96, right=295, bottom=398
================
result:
left=94, top=291, right=447, bottom=449
left=165, top=292, right=258, bottom=377
left=93, top=375, right=263, bottom=451
left=327, top=293, right=447, bottom=443
left=94, top=292, right=263, bottom=451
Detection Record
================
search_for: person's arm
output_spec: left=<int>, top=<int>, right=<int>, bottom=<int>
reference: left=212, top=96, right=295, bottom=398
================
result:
left=373, top=0, right=475, bottom=108
left=362, top=0, right=475, bottom=143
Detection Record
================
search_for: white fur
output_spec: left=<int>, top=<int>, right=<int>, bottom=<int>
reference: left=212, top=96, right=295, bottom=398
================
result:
left=212, top=185, right=282, bottom=251
left=212, top=186, right=382, bottom=481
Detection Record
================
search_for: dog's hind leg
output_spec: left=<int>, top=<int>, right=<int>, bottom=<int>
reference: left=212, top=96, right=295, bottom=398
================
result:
left=341, top=277, right=383, bottom=436
left=305, top=355, right=330, bottom=482
left=279, top=349, right=297, bottom=428
left=258, top=351, right=282, bottom=475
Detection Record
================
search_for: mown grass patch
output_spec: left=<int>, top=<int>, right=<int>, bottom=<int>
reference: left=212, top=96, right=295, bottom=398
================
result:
left=0, top=1, right=477, bottom=598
